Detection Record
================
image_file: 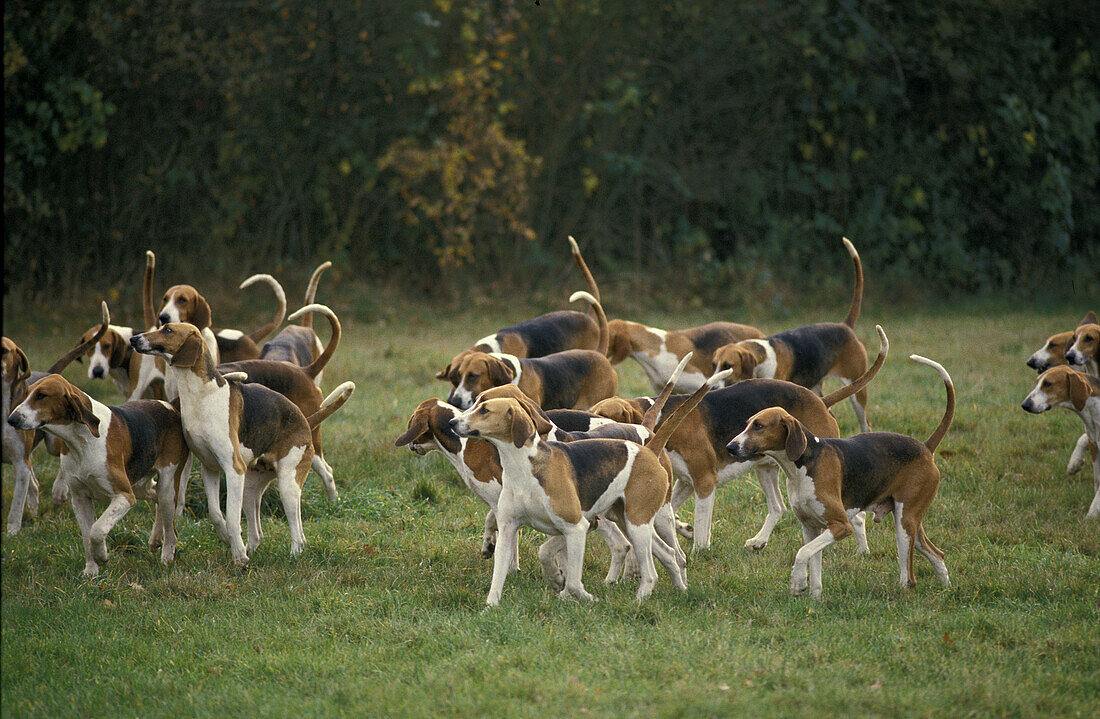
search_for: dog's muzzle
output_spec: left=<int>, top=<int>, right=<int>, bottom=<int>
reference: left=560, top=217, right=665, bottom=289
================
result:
left=7, top=412, right=31, bottom=431
left=449, top=417, right=476, bottom=437
left=1020, top=398, right=1045, bottom=414
left=91, top=366, right=105, bottom=379
left=726, top=438, right=753, bottom=460
left=1025, top=357, right=1044, bottom=371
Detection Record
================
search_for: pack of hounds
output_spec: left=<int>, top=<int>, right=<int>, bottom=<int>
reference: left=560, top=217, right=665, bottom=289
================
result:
left=3, top=241, right=1096, bottom=606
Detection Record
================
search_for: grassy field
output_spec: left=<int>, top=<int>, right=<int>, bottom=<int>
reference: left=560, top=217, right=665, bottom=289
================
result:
left=2, top=295, right=1099, bottom=718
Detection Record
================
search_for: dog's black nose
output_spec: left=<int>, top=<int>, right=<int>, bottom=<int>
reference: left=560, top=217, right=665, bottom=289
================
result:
left=91, top=367, right=105, bottom=379
left=129, top=336, right=142, bottom=350
left=7, top=415, right=21, bottom=428
left=158, top=313, right=169, bottom=326
left=1026, top=357, right=1040, bottom=370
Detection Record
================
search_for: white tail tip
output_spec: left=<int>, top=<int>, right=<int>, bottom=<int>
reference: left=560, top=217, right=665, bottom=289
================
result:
left=874, top=324, right=889, bottom=356
left=145, top=250, right=155, bottom=266
left=222, top=372, right=248, bottom=382
left=321, top=381, right=356, bottom=409
left=909, top=354, right=952, bottom=383
left=707, top=368, right=734, bottom=387
left=569, top=290, right=598, bottom=306
left=842, top=237, right=858, bottom=257
left=568, top=235, right=580, bottom=253
left=101, top=301, right=110, bottom=326
left=288, top=303, right=336, bottom=323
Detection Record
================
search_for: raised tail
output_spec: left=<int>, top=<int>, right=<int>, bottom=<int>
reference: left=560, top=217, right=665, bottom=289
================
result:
left=641, top=353, right=692, bottom=431
left=569, top=290, right=609, bottom=355
left=645, top=368, right=733, bottom=456
left=823, top=325, right=888, bottom=408
left=49, top=301, right=110, bottom=374
left=300, top=261, right=332, bottom=329
left=841, top=237, right=863, bottom=328
left=568, top=236, right=601, bottom=304
left=239, top=274, right=287, bottom=344
left=143, top=251, right=156, bottom=330
left=288, top=303, right=341, bottom=380
left=307, top=381, right=355, bottom=429
left=909, top=354, right=955, bottom=453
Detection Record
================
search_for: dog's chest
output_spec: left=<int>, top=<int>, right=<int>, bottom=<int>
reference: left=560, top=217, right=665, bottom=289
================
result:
left=61, top=407, right=115, bottom=497
left=177, top=379, right=233, bottom=462
left=781, top=460, right=827, bottom=526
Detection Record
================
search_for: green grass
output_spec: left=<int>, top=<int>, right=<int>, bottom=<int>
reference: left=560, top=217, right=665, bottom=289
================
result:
left=3, top=299, right=1099, bottom=718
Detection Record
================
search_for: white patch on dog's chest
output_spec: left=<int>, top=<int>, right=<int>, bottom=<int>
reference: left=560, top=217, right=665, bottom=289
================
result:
left=175, top=371, right=233, bottom=466
left=776, top=455, right=826, bottom=525
left=62, top=402, right=115, bottom=499
left=747, top=339, right=778, bottom=378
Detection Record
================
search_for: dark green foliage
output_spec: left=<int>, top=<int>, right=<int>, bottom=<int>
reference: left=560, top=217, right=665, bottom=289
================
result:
left=4, top=0, right=1098, bottom=299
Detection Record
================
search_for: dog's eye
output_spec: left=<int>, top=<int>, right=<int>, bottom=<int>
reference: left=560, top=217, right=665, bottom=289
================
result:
left=477, top=406, right=488, bottom=415
left=34, top=391, right=46, bottom=400
left=752, top=421, right=763, bottom=430
left=1041, top=381, right=1051, bottom=389
left=163, top=326, right=173, bottom=334
left=467, top=373, right=479, bottom=381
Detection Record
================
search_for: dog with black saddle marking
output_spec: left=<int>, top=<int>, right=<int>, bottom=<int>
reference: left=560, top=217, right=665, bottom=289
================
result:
left=727, top=353, right=955, bottom=598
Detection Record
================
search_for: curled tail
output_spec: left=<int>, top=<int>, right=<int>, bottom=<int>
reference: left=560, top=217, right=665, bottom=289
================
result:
left=49, top=302, right=110, bottom=374
left=569, top=290, right=609, bottom=355
left=841, top=237, right=863, bottom=328
left=642, top=352, right=692, bottom=431
left=239, top=274, right=287, bottom=343
left=301, top=261, right=332, bottom=329
left=143, top=251, right=156, bottom=330
left=308, top=381, right=355, bottom=429
left=909, top=354, right=955, bottom=453
left=645, top=368, right=733, bottom=456
left=568, top=236, right=601, bottom=304
left=823, top=325, right=888, bottom=408
left=288, top=303, right=341, bottom=380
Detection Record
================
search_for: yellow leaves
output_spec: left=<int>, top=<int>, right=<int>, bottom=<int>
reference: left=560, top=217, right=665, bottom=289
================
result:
left=1022, top=131, right=1036, bottom=146
left=338, top=159, right=352, bottom=176
left=851, top=148, right=868, bottom=162
left=799, top=143, right=815, bottom=161
left=581, top=168, right=599, bottom=196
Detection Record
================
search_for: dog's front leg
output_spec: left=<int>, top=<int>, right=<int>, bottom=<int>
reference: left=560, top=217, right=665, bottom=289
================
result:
left=1088, top=459, right=1100, bottom=518
left=200, top=463, right=230, bottom=545
left=745, top=461, right=784, bottom=550
left=481, top=509, right=498, bottom=557
left=70, top=489, right=99, bottom=577
left=792, top=525, right=836, bottom=598
left=485, top=514, right=519, bottom=607
left=223, top=468, right=249, bottom=566
left=5, top=457, right=36, bottom=535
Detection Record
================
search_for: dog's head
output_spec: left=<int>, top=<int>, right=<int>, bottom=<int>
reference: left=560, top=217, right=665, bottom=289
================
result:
left=1026, top=331, right=1073, bottom=372
left=450, top=396, right=537, bottom=449
left=159, top=284, right=212, bottom=329
left=711, top=342, right=761, bottom=386
left=1, top=336, right=31, bottom=389
left=395, top=398, right=462, bottom=455
left=476, top=385, right=555, bottom=437
left=439, top=351, right=517, bottom=410
left=1066, top=323, right=1100, bottom=367
left=77, top=325, right=130, bottom=380
left=588, top=396, right=647, bottom=426
left=1021, top=365, right=1096, bottom=413
left=727, top=407, right=808, bottom=463
left=605, top=319, right=637, bottom=365
left=7, top=374, right=100, bottom=437
left=131, top=322, right=208, bottom=369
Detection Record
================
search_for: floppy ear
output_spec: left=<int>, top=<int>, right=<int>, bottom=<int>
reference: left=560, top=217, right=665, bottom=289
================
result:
left=783, top=415, right=807, bottom=462
left=1067, top=371, right=1092, bottom=411
left=515, top=394, right=554, bottom=437
left=1080, top=311, right=1098, bottom=327
left=191, top=293, right=212, bottom=329
left=13, top=346, right=31, bottom=385
left=739, top=350, right=757, bottom=380
left=488, top=357, right=516, bottom=386
left=606, top=328, right=631, bottom=365
left=435, top=363, right=452, bottom=381
left=394, top=408, right=430, bottom=447
left=68, top=386, right=100, bottom=438
left=509, top=406, right=535, bottom=448
left=170, top=332, right=204, bottom=367
left=108, top=333, right=129, bottom=366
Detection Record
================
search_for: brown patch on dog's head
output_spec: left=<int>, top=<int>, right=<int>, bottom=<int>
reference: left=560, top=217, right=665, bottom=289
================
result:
left=476, top=385, right=555, bottom=437
left=728, top=407, right=806, bottom=462
left=444, top=352, right=516, bottom=409
left=712, top=342, right=760, bottom=386
left=605, top=320, right=635, bottom=365
left=159, top=285, right=212, bottom=329
left=1022, top=365, right=1098, bottom=413
left=1, top=336, right=31, bottom=387
left=589, top=396, right=646, bottom=425
left=454, top=397, right=536, bottom=448
left=16, top=374, right=101, bottom=437
left=394, top=398, right=465, bottom=455
left=1026, top=331, right=1073, bottom=372
left=1067, top=324, right=1100, bottom=365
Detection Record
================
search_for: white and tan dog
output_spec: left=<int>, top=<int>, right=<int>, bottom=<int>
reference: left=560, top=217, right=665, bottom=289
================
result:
left=450, top=366, right=726, bottom=606
left=157, top=272, right=285, bottom=364
left=727, top=354, right=954, bottom=598
left=1021, top=366, right=1100, bottom=518
left=131, top=322, right=353, bottom=564
left=257, top=261, right=332, bottom=385
left=7, top=374, right=190, bottom=576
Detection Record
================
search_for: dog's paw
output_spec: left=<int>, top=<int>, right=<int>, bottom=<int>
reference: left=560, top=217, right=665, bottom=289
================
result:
left=790, top=567, right=809, bottom=596
left=744, top=535, right=768, bottom=551
left=6, top=523, right=21, bottom=536
left=82, top=562, right=100, bottom=578
left=676, top=522, right=694, bottom=540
